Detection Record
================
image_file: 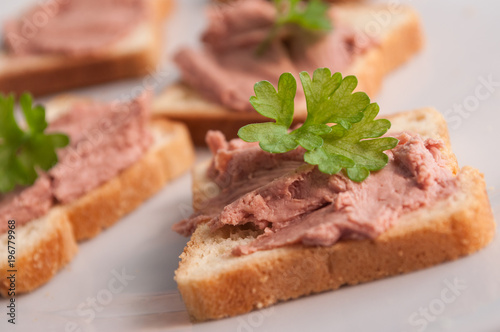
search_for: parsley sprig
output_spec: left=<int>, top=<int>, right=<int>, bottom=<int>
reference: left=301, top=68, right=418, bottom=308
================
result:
left=0, top=93, right=69, bottom=193
left=238, top=68, right=399, bottom=182
left=256, top=0, right=332, bottom=55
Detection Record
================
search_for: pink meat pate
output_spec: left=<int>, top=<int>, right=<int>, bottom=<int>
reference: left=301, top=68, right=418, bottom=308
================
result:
left=173, top=131, right=458, bottom=256
left=174, top=0, right=376, bottom=112
left=0, top=95, right=152, bottom=234
left=3, top=0, right=147, bottom=56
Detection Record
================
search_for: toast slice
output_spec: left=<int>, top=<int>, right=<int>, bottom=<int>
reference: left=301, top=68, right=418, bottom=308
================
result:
left=174, top=108, right=495, bottom=321
left=0, top=97, right=194, bottom=296
left=153, top=4, right=424, bottom=145
left=0, top=0, right=173, bottom=97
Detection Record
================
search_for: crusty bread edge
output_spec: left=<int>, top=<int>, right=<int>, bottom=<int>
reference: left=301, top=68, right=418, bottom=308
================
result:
left=0, top=0, right=173, bottom=97
left=152, top=4, right=423, bottom=145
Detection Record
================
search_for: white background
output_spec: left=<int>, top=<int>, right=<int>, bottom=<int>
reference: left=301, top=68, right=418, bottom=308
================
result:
left=1, top=0, right=500, bottom=331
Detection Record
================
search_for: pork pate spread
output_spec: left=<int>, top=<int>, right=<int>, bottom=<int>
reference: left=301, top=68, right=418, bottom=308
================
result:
left=0, top=95, right=152, bottom=234
left=174, top=0, right=375, bottom=112
left=174, top=131, right=457, bottom=255
left=3, top=0, right=147, bottom=56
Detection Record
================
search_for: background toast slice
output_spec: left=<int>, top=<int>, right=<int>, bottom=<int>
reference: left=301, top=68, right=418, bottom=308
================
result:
left=175, top=108, right=495, bottom=321
left=153, top=3, right=424, bottom=145
left=0, top=0, right=173, bottom=97
left=0, top=95, right=195, bottom=296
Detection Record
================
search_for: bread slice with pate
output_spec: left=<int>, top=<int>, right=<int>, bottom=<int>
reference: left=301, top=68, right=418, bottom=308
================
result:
left=153, top=2, right=424, bottom=145
left=0, top=0, right=172, bottom=97
left=174, top=108, right=495, bottom=322
left=0, top=95, right=195, bottom=296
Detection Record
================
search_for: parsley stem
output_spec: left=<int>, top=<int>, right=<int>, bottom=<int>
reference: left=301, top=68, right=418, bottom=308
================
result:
left=255, top=23, right=283, bottom=57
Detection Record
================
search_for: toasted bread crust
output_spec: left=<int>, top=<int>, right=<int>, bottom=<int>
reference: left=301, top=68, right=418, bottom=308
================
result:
left=0, top=0, right=172, bottom=97
left=153, top=4, right=424, bottom=145
left=0, top=48, right=159, bottom=97
left=154, top=89, right=272, bottom=145
left=0, top=210, right=78, bottom=297
left=65, top=119, right=195, bottom=241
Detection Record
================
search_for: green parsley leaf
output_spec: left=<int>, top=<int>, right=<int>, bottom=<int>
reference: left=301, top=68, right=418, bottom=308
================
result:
left=238, top=73, right=298, bottom=153
left=250, top=72, right=296, bottom=127
left=300, top=68, right=370, bottom=129
left=305, top=103, right=399, bottom=181
left=238, top=122, right=298, bottom=153
left=257, top=0, right=332, bottom=55
left=0, top=93, right=70, bottom=193
left=279, top=0, right=331, bottom=31
left=238, top=68, right=399, bottom=182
